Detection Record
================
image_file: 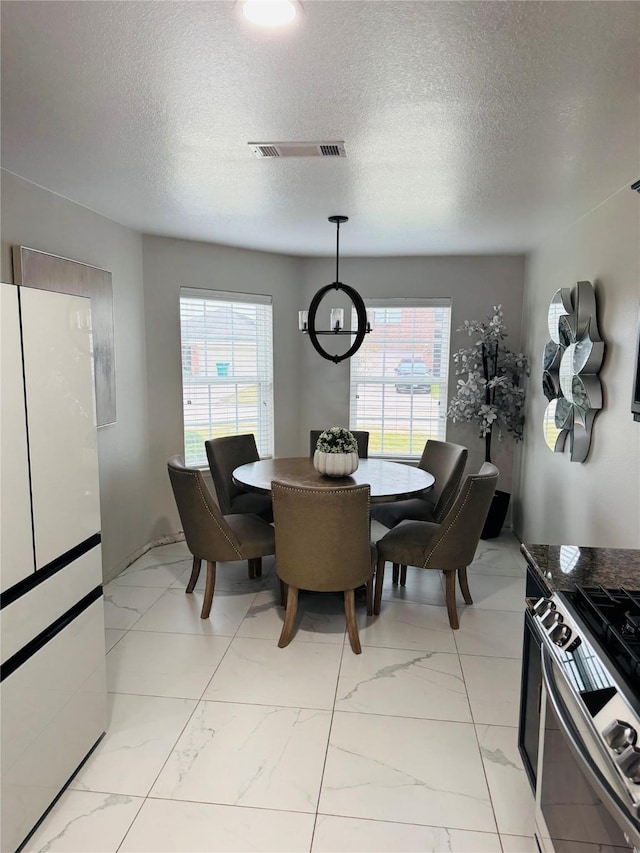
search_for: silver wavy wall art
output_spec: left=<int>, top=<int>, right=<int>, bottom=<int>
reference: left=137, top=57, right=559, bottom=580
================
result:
left=542, top=281, right=604, bottom=462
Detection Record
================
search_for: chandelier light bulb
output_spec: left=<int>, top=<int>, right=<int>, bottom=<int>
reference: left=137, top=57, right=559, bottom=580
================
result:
left=366, top=309, right=375, bottom=332
left=330, top=308, right=344, bottom=332
left=242, top=0, right=297, bottom=27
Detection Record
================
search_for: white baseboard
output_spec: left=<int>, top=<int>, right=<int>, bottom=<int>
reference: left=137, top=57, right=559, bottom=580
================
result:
left=103, top=532, right=186, bottom=585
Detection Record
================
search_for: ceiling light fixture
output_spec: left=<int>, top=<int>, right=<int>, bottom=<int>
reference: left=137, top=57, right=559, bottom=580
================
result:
left=242, top=0, right=297, bottom=27
left=299, top=216, right=373, bottom=364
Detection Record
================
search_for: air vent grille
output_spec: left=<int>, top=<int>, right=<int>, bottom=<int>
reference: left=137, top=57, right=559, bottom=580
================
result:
left=249, top=141, right=346, bottom=159
left=320, top=144, right=341, bottom=156
left=255, top=145, right=280, bottom=158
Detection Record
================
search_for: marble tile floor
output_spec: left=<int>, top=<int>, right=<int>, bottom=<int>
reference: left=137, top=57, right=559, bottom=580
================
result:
left=23, top=529, right=536, bottom=853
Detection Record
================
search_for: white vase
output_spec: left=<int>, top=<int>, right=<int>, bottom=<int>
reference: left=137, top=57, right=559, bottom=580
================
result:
left=313, top=450, right=359, bottom=477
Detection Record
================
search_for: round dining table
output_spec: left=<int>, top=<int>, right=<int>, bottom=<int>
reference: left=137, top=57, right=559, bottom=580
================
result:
left=232, top=457, right=434, bottom=503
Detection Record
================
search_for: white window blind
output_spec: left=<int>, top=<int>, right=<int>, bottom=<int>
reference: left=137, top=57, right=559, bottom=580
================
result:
left=350, top=298, right=452, bottom=458
left=179, top=288, right=274, bottom=467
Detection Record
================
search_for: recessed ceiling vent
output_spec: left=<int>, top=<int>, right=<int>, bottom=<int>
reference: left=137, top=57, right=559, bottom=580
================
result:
left=249, top=141, right=346, bottom=158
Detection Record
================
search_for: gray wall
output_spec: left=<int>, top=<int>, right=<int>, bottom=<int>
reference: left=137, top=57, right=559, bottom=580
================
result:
left=141, top=235, right=303, bottom=538
left=515, top=186, right=640, bottom=548
left=299, top=255, right=527, bottom=494
left=1, top=170, right=153, bottom=577
left=8, top=164, right=637, bottom=565
left=142, top=245, right=526, bottom=535
left=0, top=174, right=529, bottom=575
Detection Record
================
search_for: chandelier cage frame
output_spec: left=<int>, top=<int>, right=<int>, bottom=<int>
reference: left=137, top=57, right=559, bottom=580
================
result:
left=300, top=216, right=372, bottom=364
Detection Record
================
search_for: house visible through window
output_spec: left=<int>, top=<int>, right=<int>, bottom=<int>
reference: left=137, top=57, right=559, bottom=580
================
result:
left=179, top=288, right=274, bottom=467
left=350, top=298, right=452, bottom=458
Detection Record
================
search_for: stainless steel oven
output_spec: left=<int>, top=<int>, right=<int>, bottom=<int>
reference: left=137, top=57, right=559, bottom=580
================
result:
left=527, top=593, right=640, bottom=852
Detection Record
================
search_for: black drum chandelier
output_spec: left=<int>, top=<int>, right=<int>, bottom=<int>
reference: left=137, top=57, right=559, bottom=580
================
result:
left=299, top=216, right=373, bottom=363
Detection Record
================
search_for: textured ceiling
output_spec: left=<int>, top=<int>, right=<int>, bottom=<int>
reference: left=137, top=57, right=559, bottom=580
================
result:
left=1, top=1, right=638, bottom=256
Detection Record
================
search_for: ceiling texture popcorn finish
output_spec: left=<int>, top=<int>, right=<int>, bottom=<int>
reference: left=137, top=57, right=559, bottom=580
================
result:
left=241, top=0, right=298, bottom=28
left=1, top=1, right=638, bottom=256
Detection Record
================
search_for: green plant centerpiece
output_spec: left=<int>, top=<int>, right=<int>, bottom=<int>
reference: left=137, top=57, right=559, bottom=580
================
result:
left=315, top=427, right=358, bottom=454
left=313, top=427, right=359, bottom=477
left=447, top=305, right=529, bottom=537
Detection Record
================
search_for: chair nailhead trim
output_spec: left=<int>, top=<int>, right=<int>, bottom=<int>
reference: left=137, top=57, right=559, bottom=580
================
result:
left=422, top=474, right=494, bottom=568
left=272, top=483, right=371, bottom=526
left=180, top=469, right=243, bottom=558
left=434, top=465, right=466, bottom=523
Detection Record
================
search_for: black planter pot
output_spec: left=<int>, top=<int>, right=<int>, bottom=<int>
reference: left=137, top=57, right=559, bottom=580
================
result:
left=481, top=489, right=511, bottom=539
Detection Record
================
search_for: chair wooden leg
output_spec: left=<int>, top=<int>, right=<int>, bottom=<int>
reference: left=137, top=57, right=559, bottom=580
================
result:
left=374, top=555, right=386, bottom=615
left=185, top=557, right=201, bottom=593
left=400, top=564, right=407, bottom=587
left=201, top=560, right=216, bottom=619
left=247, top=557, right=262, bottom=579
left=444, top=570, right=459, bottom=630
left=392, top=563, right=399, bottom=585
left=458, top=566, right=473, bottom=605
left=279, top=578, right=287, bottom=608
left=344, top=589, right=362, bottom=654
left=278, top=585, right=299, bottom=648
left=366, top=574, right=374, bottom=616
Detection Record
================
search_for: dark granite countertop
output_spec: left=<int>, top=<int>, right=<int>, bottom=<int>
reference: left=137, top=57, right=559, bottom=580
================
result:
left=521, top=543, right=640, bottom=595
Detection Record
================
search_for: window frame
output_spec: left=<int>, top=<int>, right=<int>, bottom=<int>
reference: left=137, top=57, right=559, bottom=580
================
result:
left=179, top=287, right=274, bottom=468
left=349, top=297, right=452, bottom=460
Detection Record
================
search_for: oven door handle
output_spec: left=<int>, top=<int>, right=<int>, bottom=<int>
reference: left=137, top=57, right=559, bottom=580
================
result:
left=541, top=646, right=640, bottom=847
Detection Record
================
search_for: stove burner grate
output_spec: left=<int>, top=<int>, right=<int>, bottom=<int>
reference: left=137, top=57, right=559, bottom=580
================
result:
left=623, top=613, right=640, bottom=639
left=570, top=586, right=640, bottom=689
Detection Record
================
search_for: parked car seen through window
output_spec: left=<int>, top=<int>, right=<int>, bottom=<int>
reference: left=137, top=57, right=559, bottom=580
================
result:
left=395, top=358, right=432, bottom=393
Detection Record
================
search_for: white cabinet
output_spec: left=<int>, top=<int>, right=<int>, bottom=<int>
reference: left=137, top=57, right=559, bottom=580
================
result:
left=1, top=600, right=107, bottom=851
left=21, top=287, right=101, bottom=568
left=0, top=284, right=35, bottom=589
left=0, top=283, right=107, bottom=853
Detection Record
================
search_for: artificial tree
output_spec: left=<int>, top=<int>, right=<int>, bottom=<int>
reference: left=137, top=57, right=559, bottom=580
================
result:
left=447, top=305, right=529, bottom=537
left=447, top=305, right=529, bottom=464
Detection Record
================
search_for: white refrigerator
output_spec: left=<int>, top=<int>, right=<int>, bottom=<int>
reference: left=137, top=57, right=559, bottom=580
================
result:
left=1, top=283, right=107, bottom=852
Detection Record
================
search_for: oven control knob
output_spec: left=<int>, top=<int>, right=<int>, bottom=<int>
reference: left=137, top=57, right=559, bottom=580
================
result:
left=533, top=598, right=555, bottom=618
left=604, top=720, right=637, bottom=754
left=550, top=623, right=572, bottom=648
left=542, top=610, right=563, bottom=630
left=616, top=746, right=640, bottom=783
left=565, top=635, right=582, bottom=653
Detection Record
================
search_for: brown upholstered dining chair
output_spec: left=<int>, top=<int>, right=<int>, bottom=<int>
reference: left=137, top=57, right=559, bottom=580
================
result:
left=310, top=429, right=369, bottom=459
left=272, top=480, right=376, bottom=654
left=205, top=434, right=273, bottom=522
left=370, top=440, right=467, bottom=537
left=167, top=456, right=275, bottom=619
left=373, top=462, right=498, bottom=629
